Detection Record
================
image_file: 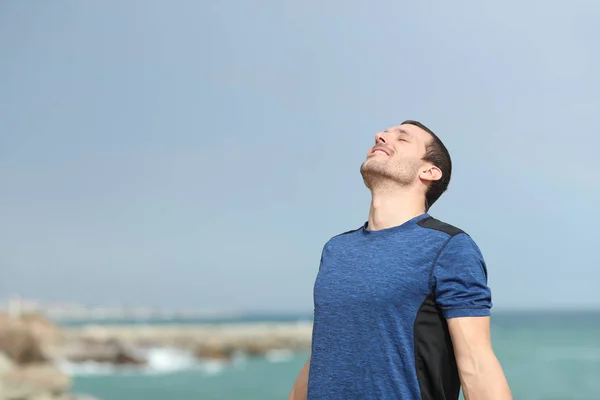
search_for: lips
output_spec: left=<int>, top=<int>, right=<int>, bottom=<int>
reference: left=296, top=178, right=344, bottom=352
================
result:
left=370, top=146, right=390, bottom=156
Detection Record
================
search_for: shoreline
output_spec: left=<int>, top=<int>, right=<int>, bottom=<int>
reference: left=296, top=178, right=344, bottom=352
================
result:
left=54, top=321, right=313, bottom=366
left=1, top=312, right=312, bottom=400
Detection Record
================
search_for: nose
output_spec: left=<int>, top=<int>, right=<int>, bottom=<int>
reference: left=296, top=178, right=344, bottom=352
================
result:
left=375, top=130, right=389, bottom=145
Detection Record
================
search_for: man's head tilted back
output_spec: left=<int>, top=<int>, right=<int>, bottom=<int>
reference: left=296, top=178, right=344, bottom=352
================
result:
left=359, top=120, right=452, bottom=211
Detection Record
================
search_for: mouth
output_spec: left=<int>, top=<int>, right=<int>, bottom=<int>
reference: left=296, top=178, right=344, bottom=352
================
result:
left=370, top=146, right=390, bottom=156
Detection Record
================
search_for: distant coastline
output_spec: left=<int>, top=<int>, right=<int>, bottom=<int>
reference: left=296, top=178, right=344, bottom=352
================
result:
left=2, top=296, right=598, bottom=326
left=0, top=296, right=313, bottom=325
left=57, top=315, right=313, bottom=328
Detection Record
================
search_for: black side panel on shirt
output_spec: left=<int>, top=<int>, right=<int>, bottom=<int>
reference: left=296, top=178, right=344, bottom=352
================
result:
left=414, top=293, right=460, bottom=400
left=417, top=217, right=464, bottom=237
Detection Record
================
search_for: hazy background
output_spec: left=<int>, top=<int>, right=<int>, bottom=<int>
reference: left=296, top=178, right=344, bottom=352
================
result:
left=1, top=1, right=599, bottom=313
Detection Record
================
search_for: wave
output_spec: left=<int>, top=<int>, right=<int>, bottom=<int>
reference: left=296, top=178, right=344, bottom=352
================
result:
left=144, top=347, right=198, bottom=372
left=58, top=347, right=229, bottom=377
left=265, top=349, right=294, bottom=363
left=58, top=347, right=296, bottom=377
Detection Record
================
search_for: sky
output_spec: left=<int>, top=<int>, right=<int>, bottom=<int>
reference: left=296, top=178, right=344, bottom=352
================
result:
left=1, top=1, right=599, bottom=312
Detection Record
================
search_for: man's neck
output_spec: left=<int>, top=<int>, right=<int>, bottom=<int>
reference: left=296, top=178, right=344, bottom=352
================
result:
left=367, top=186, right=426, bottom=231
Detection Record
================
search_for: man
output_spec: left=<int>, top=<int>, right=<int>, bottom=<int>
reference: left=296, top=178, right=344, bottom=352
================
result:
left=288, top=121, right=512, bottom=399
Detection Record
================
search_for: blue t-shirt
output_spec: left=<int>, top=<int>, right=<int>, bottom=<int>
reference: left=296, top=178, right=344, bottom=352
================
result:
left=307, top=213, right=492, bottom=400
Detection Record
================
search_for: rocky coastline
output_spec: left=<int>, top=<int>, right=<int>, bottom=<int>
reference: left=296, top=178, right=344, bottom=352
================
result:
left=0, top=312, right=99, bottom=400
left=0, top=312, right=312, bottom=399
left=59, top=322, right=313, bottom=364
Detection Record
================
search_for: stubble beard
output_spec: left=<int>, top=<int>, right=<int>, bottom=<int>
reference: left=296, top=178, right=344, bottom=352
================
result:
left=360, top=158, right=419, bottom=190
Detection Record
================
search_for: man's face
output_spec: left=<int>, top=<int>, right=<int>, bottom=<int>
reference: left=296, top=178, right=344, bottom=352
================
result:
left=360, top=123, right=432, bottom=188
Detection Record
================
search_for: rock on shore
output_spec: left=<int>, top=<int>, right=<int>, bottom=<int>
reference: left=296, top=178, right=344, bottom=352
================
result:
left=0, top=310, right=312, bottom=398
left=0, top=312, right=100, bottom=400
left=62, top=322, right=313, bottom=362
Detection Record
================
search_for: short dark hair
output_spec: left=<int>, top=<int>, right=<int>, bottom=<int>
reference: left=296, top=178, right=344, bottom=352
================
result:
left=401, top=120, right=452, bottom=211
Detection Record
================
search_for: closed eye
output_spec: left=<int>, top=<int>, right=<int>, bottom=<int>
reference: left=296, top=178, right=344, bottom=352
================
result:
left=395, top=128, right=413, bottom=142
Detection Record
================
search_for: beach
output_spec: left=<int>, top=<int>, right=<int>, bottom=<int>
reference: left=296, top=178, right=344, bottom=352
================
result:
left=57, top=321, right=313, bottom=366
left=3, top=310, right=600, bottom=399
left=0, top=311, right=312, bottom=400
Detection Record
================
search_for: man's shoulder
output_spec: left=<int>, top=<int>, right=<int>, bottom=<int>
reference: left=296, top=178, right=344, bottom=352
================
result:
left=418, top=216, right=484, bottom=260
left=416, top=215, right=468, bottom=238
left=319, top=225, right=363, bottom=254
left=329, top=225, right=363, bottom=241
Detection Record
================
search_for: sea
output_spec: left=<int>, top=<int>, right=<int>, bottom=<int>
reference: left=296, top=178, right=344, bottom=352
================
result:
left=61, top=311, right=600, bottom=400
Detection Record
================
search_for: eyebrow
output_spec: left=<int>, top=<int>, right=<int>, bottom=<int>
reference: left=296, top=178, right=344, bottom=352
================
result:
left=384, top=127, right=413, bottom=136
left=395, top=127, right=413, bottom=137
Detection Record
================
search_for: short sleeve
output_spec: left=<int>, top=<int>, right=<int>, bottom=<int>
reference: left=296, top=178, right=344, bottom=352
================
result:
left=432, top=233, right=492, bottom=319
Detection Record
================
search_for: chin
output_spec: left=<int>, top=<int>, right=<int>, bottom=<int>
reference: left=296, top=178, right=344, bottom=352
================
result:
left=361, top=158, right=385, bottom=172
left=361, top=157, right=377, bottom=168
left=360, top=161, right=387, bottom=181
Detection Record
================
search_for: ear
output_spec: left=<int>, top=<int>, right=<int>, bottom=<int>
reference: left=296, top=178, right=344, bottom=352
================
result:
left=419, top=165, right=442, bottom=183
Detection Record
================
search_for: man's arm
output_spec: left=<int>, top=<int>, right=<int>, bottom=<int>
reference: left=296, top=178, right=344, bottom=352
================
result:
left=432, top=231, right=512, bottom=399
left=288, top=356, right=310, bottom=400
left=448, top=316, right=512, bottom=400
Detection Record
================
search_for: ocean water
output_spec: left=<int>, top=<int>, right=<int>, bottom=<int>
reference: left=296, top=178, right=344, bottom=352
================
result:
left=67, top=311, right=600, bottom=400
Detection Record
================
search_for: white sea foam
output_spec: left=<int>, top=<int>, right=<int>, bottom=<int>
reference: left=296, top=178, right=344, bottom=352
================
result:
left=58, top=360, right=125, bottom=376
left=144, top=347, right=198, bottom=373
left=58, top=347, right=229, bottom=377
left=58, top=346, right=300, bottom=376
left=265, top=349, right=294, bottom=363
left=197, top=360, right=227, bottom=375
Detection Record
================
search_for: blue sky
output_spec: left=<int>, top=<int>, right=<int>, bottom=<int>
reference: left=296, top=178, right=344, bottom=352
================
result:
left=1, top=1, right=598, bottom=312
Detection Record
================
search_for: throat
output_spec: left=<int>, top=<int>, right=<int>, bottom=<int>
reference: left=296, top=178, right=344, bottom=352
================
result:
left=367, top=192, right=426, bottom=231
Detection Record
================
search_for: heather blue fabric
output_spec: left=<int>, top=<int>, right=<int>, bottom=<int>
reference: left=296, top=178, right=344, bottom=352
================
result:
left=307, top=213, right=492, bottom=399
